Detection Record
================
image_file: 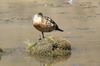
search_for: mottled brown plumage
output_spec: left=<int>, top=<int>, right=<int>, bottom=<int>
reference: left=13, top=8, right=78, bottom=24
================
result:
left=33, top=12, right=63, bottom=38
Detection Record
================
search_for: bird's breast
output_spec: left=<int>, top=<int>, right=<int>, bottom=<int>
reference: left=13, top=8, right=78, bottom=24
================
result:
left=33, top=21, right=54, bottom=32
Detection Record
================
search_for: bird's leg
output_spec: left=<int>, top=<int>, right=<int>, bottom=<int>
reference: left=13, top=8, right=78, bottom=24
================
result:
left=42, top=32, right=45, bottom=38
left=38, top=32, right=45, bottom=40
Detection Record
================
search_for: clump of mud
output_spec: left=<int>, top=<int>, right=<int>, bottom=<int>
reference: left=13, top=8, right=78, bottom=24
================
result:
left=26, top=36, right=71, bottom=56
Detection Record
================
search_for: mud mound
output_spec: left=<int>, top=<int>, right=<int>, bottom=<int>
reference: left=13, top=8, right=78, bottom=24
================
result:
left=26, top=36, right=71, bottom=56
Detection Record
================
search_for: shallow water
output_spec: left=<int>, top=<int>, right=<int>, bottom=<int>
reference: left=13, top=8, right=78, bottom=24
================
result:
left=0, top=0, right=100, bottom=66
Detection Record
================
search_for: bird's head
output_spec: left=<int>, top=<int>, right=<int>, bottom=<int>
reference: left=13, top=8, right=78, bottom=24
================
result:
left=35, top=12, right=43, bottom=17
left=37, top=12, right=43, bottom=16
left=33, top=12, right=43, bottom=22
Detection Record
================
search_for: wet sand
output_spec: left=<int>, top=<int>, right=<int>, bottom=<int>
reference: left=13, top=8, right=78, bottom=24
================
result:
left=0, top=0, right=100, bottom=66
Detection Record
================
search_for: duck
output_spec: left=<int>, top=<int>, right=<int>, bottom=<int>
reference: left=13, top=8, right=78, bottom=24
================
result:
left=32, top=12, right=63, bottom=39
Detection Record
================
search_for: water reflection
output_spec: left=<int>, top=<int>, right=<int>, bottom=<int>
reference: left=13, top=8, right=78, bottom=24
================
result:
left=0, top=47, right=71, bottom=66
left=29, top=52, right=71, bottom=66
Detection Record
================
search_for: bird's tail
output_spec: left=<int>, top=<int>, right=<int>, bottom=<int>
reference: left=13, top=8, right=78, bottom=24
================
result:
left=56, top=28, right=64, bottom=32
left=55, top=25, right=64, bottom=32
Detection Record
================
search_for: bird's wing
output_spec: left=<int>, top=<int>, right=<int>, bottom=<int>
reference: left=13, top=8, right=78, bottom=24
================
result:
left=44, top=16, right=63, bottom=31
left=43, top=16, right=57, bottom=27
